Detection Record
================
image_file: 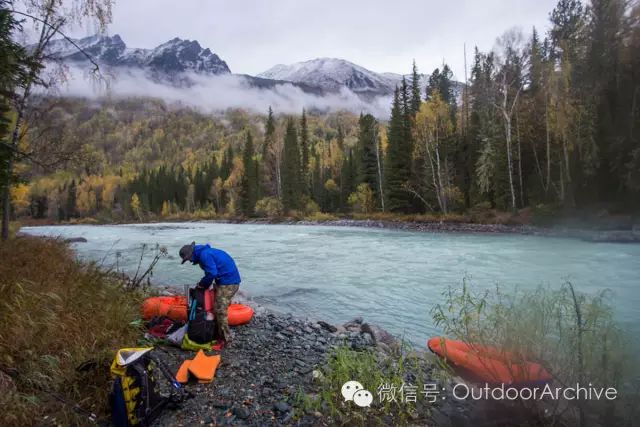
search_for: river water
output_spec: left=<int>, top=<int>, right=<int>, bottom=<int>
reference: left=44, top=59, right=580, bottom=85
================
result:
left=22, top=222, right=640, bottom=347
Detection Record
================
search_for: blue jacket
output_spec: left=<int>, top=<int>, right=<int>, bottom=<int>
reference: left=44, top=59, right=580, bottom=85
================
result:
left=191, top=244, right=241, bottom=288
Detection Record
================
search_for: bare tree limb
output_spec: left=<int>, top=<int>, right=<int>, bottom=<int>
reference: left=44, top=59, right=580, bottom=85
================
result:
left=10, top=9, right=102, bottom=76
left=403, top=183, right=435, bottom=212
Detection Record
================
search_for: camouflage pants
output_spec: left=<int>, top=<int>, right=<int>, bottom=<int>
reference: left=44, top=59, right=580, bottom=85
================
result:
left=214, top=284, right=239, bottom=342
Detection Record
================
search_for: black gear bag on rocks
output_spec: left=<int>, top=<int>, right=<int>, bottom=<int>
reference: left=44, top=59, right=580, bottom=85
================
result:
left=187, top=287, right=219, bottom=344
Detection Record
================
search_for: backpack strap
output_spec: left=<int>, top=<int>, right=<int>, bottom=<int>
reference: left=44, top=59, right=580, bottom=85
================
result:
left=189, top=298, right=197, bottom=321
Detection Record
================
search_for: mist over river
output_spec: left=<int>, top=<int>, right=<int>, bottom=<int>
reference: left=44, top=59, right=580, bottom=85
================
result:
left=23, top=222, right=640, bottom=346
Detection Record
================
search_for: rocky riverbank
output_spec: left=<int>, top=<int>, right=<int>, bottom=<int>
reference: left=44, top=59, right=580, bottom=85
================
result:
left=153, top=308, right=473, bottom=426
left=154, top=310, right=364, bottom=426
left=228, top=218, right=640, bottom=243
left=201, top=218, right=640, bottom=243
left=18, top=216, right=640, bottom=243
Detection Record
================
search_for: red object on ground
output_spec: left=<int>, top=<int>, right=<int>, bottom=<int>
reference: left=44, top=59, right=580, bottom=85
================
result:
left=148, top=318, right=175, bottom=338
left=427, top=337, right=552, bottom=385
left=142, top=296, right=254, bottom=326
left=204, top=289, right=214, bottom=312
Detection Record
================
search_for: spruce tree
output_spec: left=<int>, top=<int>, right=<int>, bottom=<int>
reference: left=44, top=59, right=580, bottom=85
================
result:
left=426, top=68, right=441, bottom=101
left=240, top=130, right=258, bottom=216
left=340, top=149, right=356, bottom=211
left=336, top=123, right=345, bottom=150
left=299, top=109, right=310, bottom=195
left=282, top=118, right=301, bottom=211
left=586, top=0, right=625, bottom=203
left=220, top=146, right=234, bottom=181
left=262, top=106, right=279, bottom=198
left=410, top=60, right=422, bottom=116
left=384, top=86, right=412, bottom=213
left=66, top=180, right=77, bottom=219
left=311, top=153, right=324, bottom=209
left=0, top=2, right=31, bottom=236
left=357, top=113, right=381, bottom=205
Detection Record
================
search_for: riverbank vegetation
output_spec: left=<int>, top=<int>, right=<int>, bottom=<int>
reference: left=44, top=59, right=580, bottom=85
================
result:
left=0, top=236, right=143, bottom=425
left=295, top=344, right=441, bottom=426
left=1, top=0, right=639, bottom=237
left=296, top=281, right=640, bottom=426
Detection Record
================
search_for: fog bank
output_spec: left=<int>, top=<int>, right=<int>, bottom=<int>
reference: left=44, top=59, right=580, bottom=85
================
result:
left=53, top=65, right=392, bottom=118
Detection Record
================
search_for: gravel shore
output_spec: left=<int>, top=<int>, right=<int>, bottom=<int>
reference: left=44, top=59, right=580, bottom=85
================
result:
left=150, top=292, right=544, bottom=426
left=154, top=309, right=339, bottom=426
left=149, top=288, right=476, bottom=426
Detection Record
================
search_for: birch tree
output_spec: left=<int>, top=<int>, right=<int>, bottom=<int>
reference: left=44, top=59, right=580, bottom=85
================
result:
left=414, top=91, right=454, bottom=213
left=493, top=29, right=527, bottom=212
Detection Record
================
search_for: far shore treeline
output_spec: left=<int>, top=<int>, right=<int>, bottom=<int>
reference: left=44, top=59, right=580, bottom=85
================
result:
left=1, top=0, right=639, bottom=230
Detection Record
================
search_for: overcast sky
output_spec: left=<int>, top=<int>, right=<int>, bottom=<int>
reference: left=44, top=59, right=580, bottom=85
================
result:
left=69, top=0, right=559, bottom=80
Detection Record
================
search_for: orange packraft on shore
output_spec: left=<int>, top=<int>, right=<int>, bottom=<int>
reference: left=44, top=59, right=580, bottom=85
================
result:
left=142, top=295, right=254, bottom=326
left=427, top=337, right=552, bottom=385
left=142, top=296, right=189, bottom=321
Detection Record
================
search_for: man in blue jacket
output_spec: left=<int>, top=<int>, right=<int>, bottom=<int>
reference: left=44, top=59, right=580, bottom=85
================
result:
left=179, top=242, right=241, bottom=343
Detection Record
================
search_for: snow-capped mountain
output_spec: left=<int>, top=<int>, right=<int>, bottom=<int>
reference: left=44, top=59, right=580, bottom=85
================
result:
left=45, top=35, right=330, bottom=92
left=42, top=34, right=461, bottom=115
left=258, top=58, right=401, bottom=97
left=45, top=34, right=231, bottom=77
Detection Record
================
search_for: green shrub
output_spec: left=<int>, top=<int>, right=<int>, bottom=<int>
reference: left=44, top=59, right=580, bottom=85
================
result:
left=348, top=184, right=375, bottom=214
left=254, top=197, right=283, bottom=218
left=302, top=199, right=321, bottom=216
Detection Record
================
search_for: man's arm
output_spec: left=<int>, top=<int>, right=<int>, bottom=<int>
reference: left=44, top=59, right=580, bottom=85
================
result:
left=197, top=252, right=218, bottom=289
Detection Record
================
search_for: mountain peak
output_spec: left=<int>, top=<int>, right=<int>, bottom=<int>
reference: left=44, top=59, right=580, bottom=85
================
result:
left=45, top=34, right=230, bottom=77
left=111, top=34, right=124, bottom=44
left=258, top=57, right=397, bottom=96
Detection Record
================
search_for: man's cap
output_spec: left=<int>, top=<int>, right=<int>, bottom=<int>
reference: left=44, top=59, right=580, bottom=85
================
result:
left=179, top=242, right=196, bottom=264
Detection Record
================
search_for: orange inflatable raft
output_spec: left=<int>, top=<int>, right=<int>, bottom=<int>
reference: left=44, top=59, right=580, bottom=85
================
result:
left=427, top=337, right=552, bottom=385
left=142, top=296, right=254, bottom=326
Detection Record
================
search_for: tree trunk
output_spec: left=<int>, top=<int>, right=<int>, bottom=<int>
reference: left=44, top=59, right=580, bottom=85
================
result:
left=516, top=112, right=524, bottom=207
left=1, top=102, right=26, bottom=240
left=531, top=136, right=546, bottom=194
left=559, top=158, right=565, bottom=203
left=435, top=144, right=447, bottom=214
left=545, top=93, right=551, bottom=198
left=500, top=76, right=519, bottom=212
left=563, top=137, right=575, bottom=207
left=375, top=128, right=385, bottom=212
left=275, top=149, right=282, bottom=200
left=0, top=154, right=13, bottom=240
left=425, top=139, right=443, bottom=213
left=504, top=116, right=517, bottom=211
